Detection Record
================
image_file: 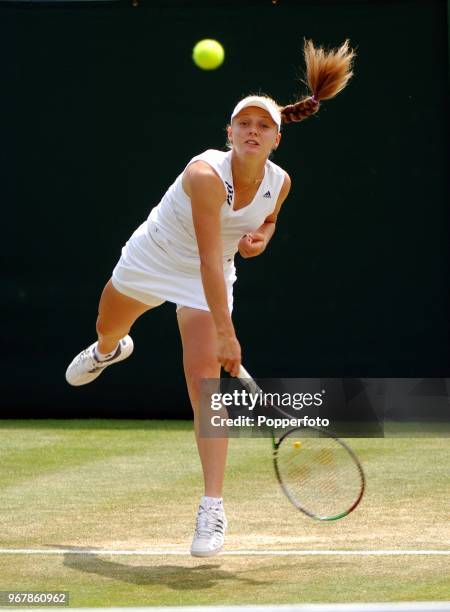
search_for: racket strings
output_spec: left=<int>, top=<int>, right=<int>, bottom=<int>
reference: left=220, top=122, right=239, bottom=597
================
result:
left=282, top=448, right=345, bottom=499
left=276, top=434, right=363, bottom=518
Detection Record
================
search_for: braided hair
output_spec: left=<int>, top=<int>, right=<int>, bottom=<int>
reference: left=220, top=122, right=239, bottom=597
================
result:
left=280, top=39, right=356, bottom=124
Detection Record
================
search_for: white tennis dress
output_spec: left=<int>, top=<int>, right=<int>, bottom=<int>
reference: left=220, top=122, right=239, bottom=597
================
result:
left=112, top=149, right=286, bottom=311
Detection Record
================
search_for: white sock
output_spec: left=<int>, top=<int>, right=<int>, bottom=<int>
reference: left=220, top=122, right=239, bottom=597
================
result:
left=94, top=343, right=119, bottom=362
left=201, top=496, right=223, bottom=509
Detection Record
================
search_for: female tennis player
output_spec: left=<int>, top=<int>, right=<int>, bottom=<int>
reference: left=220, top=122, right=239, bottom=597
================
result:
left=66, top=39, right=355, bottom=557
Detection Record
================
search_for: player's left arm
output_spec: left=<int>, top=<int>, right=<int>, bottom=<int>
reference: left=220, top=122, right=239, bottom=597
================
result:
left=238, top=171, right=291, bottom=259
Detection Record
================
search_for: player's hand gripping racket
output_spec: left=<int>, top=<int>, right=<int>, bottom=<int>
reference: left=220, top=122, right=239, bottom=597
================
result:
left=238, top=365, right=366, bottom=521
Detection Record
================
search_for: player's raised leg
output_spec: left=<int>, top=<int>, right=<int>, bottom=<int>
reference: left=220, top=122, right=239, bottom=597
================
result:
left=65, top=279, right=160, bottom=386
left=177, top=305, right=228, bottom=557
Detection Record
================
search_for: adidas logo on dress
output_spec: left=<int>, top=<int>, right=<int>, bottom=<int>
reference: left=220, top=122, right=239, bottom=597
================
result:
left=263, top=191, right=271, bottom=198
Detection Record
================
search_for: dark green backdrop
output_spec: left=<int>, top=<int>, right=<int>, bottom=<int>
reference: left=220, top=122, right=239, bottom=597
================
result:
left=1, top=0, right=449, bottom=416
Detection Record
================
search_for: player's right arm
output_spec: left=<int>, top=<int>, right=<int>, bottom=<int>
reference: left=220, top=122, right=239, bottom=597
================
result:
left=183, top=161, right=241, bottom=376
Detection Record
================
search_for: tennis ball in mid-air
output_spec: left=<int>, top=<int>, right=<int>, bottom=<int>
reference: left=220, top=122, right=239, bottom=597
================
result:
left=192, top=39, right=225, bottom=70
left=294, top=441, right=302, bottom=449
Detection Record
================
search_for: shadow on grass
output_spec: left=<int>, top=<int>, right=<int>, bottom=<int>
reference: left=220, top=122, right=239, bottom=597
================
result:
left=56, top=546, right=266, bottom=590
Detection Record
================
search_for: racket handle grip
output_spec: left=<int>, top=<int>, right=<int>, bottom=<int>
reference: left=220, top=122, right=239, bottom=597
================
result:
left=238, top=365, right=261, bottom=395
left=238, top=365, right=251, bottom=380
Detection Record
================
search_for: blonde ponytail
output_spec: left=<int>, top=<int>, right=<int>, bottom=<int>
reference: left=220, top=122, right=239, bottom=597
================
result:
left=280, top=39, right=356, bottom=124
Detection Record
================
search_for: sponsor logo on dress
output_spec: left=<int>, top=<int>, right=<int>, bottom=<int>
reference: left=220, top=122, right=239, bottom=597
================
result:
left=263, top=190, right=271, bottom=198
left=225, top=180, right=234, bottom=206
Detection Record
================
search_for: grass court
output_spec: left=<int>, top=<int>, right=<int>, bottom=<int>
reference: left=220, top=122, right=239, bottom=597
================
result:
left=0, top=420, right=449, bottom=607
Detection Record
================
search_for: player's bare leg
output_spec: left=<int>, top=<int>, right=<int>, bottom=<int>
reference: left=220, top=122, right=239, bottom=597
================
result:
left=96, top=279, right=154, bottom=353
left=65, top=279, right=157, bottom=386
left=177, top=305, right=227, bottom=495
left=177, top=305, right=228, bottom=556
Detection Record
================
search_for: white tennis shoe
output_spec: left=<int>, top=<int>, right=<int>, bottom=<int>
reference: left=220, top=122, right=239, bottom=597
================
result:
left=65, top=336, right=134, bottom=386
left=190, top=503, right=228, bottom=557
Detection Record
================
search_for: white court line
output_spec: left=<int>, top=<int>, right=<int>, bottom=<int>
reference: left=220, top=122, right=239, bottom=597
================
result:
left=3, top=604, right=450, bottom=612
left=64, top=605, right=450, bottom=612
left=0, top=549, right=449, bottom=556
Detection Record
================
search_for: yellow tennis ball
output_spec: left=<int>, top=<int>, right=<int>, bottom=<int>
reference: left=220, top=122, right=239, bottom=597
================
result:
left=294, top=441, right=302, bottom=449
left=192, top=39, right=225, bottom=70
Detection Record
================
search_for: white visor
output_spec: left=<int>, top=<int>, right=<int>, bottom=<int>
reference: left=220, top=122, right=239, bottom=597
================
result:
left=231, top=96, right=281, bottom=130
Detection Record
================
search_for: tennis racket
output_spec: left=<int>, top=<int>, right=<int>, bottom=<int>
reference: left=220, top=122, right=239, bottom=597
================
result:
left=238, top=365, right=366, bottom=521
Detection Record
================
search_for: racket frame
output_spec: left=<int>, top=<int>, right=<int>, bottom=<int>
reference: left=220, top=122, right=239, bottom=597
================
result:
left=238, top=365, right=366, bottom=521
left=272, top=425, right=366, bottom=521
